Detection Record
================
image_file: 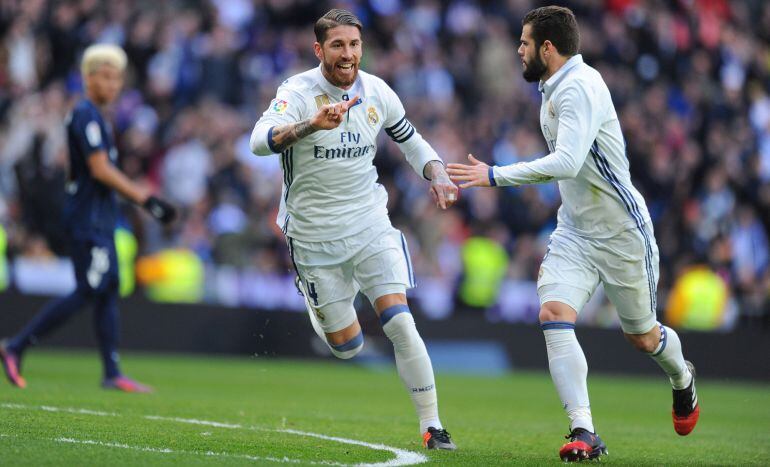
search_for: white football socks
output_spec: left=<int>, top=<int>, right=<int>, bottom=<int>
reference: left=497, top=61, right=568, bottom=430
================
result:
left=649, top=322, right=692, bottom=390
left=382, top=307, right=442, bottom=434
left=543, top=324, right=594, bottom=433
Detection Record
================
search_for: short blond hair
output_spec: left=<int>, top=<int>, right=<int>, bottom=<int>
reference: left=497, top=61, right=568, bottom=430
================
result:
left=80, top=44, right=127, bottom=76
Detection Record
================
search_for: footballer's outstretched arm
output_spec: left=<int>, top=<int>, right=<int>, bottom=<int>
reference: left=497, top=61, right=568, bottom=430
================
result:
left=252, top=95, right=360, bottom=155
left=448, top=84, right=602, bottom=188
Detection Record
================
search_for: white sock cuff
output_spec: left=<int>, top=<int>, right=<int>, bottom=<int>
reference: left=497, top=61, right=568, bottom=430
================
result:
left=541, top=321, right=577, bottom=332
left=651, top=322, right=667, bottom=356
left=382, top=308, right=416, bottom=336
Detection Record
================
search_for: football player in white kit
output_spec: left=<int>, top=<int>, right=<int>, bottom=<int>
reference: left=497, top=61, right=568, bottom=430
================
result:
left=250, top=9, right=458, bottom=450
left=447, top=6, right=699, bottom=461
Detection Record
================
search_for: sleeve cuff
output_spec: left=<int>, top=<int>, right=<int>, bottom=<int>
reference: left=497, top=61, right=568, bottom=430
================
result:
left=267, top=126, right=279, bottom=153
left=423, top=159, right=443, bottom=180
left=488, top=166, right=497, bottom=187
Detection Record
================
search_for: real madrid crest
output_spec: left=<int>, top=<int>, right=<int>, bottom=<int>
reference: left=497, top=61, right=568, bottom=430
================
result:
left=547, top=100, right=556, bottom=119
left=367, top=106, right=379, bottom=126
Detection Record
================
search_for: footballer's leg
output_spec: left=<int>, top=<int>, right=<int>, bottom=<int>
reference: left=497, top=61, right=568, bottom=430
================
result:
left=293, top=261, right=363, bottom=358
left=603, top=225, right=698, bottom=436
left=94, top=287, right=152, bottom=393
left=1, top=289, right=91, bottom=389
left=296, top=276, right=363, bottom=359
left=0, top=237, right=98, bottom=388
left=289, top=237, right=363, bottom=358
left=373, top=293, right=455, bottom=450
left=82, top=237, right=151, bottom=393
left=538, top=230, right=604, bottom=461
left=623, top=325, right=698, bottom=435
left=539, top=300, right=607, bottom=461
left=355, top=227, right=454, bottom=450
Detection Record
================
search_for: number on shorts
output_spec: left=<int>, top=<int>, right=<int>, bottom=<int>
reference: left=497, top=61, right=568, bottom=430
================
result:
left=307, top=281, right=319, bottom=306
left=87, top=246, right=110, bottom=288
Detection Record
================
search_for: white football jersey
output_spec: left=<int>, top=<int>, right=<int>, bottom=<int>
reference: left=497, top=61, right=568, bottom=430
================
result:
left=251, top=65, right=441, bottom=242
left=492, top=54, right=651, bottom=238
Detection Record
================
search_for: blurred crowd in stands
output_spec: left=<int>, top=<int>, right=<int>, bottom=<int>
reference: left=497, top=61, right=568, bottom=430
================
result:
left=0, top=0, right=768, bottom=328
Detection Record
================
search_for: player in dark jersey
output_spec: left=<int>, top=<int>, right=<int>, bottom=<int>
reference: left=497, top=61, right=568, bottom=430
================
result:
left=0, top=44, right=176, bottom=393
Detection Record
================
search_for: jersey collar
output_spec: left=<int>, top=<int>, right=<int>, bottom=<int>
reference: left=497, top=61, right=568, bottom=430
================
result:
left=539, top=54, right=583, bottom=99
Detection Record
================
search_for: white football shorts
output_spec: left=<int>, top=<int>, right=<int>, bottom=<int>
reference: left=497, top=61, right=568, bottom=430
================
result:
left=537, top=222, right=659, bottom=334
left=287, top=221, right=414, bottom=333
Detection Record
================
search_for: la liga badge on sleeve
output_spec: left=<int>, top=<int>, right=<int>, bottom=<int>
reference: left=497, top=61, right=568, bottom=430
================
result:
left=271, top=99, right=289, bottom=114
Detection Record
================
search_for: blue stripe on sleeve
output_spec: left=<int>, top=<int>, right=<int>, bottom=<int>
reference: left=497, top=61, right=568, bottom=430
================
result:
left=267, top=126, right=279, bottom=153
left=488, top=166, right=497, bottom=186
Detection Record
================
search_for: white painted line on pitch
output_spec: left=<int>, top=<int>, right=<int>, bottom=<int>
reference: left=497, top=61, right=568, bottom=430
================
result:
left=1, top=403, right=428, bottom=466
left=1, top=433, right=337, bottom=465
left=41, top=405, right=116, bottom=416
left=1, top=403, right=115, bottom=417
left=144, top=415, right=243, bottom=429
left=278, top=429, right=428, bottom=467
left=56, top=437, right=174, bottom=454
left=54, top=437, right=345, bottom=465
left=147, top=415, right=428, bottom=466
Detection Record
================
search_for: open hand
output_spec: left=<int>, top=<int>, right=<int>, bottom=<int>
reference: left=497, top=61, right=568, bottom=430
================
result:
left=447, top=154, right=492, bottom=188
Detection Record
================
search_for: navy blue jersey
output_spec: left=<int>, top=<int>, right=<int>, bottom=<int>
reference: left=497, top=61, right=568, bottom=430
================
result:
left=63, top=99, right=119, bottom=237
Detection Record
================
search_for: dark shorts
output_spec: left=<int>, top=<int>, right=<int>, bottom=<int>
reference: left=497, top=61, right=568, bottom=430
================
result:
left=71, top=234, right=119, bottom=295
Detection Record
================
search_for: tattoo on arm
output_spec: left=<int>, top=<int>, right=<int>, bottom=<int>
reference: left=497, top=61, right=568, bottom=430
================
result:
left=270, top=120, right=317, bottom=152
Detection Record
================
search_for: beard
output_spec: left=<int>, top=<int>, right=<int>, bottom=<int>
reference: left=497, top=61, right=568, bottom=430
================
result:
left=322, top=59, right=358, bottom=88
left=522, top=53, right=547, bottom=82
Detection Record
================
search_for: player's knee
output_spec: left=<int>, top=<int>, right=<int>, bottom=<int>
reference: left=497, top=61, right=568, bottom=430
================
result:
left=538, top=302, right=574, bottom=324
left=329, top=331, right=364, bottom=360
left=624, top=331, right=658, bottom=353
left=379, top=305, right=416, bottom=346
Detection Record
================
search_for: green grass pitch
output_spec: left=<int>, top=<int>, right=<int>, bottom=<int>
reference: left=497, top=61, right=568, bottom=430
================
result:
left=1, top=350, right=769, bottom=465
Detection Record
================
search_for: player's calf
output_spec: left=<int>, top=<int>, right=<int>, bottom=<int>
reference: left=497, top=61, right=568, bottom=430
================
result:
left=623, top=328, right=660, bottom=353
